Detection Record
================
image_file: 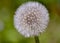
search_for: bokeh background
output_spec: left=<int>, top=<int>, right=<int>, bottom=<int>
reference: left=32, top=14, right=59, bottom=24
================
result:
left=0, top=0, right=60, bottom=43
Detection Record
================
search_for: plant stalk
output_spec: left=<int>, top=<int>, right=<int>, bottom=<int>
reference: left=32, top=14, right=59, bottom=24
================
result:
left=34, top=36, right=40, bottom=43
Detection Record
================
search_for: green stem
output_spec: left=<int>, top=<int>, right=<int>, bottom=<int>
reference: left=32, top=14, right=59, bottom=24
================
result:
left=34, top=36, right=40, bottom=43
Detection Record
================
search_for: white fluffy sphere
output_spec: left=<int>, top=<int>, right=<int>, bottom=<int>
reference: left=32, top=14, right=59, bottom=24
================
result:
left=14, top=2, right=49, bottom=37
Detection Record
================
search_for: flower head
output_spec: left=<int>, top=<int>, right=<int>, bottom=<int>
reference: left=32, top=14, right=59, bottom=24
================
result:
left=14, top=2, right=49, bottom=37
left=0, top=20, right=4, bottom=32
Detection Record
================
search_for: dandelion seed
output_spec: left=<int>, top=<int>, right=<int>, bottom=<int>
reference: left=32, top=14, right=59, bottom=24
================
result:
left=14, top=2, right=49, bottom=37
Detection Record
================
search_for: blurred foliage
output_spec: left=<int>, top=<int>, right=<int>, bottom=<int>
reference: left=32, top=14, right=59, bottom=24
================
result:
left=0, top=0, right=60, bottom=43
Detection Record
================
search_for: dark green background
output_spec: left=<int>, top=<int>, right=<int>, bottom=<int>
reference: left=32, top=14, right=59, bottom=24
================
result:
left=0, top=0, right=60, bottom=43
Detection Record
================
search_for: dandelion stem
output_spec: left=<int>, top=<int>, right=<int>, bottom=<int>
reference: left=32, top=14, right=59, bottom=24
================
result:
left=34, top=36, right=40, bottom=43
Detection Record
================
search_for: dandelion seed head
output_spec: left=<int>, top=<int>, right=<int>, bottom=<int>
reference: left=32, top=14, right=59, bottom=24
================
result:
left=14, top=2, right=49, bottom=37
left=0, top=20, right=4, bottom=32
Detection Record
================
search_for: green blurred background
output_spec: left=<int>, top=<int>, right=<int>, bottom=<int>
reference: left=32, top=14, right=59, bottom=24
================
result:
left=0, top=0, right=60, bottom=43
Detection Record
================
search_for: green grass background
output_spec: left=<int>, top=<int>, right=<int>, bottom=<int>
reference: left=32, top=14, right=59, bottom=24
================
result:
left=0, top=0, right=60, bottom=43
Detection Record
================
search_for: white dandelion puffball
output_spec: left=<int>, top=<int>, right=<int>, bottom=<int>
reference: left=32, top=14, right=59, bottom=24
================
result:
left=0, top=20, right=4, bottom=32
left=14, top=2, right=49, bottom=37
